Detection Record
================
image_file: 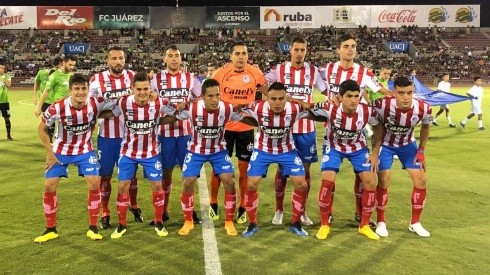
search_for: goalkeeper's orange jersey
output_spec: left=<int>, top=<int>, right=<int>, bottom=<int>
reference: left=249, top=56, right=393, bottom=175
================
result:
left=212, top=63, right=266, bottom=132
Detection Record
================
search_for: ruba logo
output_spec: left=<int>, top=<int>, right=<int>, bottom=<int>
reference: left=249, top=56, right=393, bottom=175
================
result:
left=264, top=9, right=312, bottom=22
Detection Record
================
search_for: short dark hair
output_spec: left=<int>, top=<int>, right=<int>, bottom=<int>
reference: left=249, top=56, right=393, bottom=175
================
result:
left=63, top=55, right=77, bottom=63
left=291, top=36, right=307, bottom=45
left=133, top=71, right=150, bottom=84
left=69, top=73, right=88, bottom=89
left=201, top=78, right=220, bottom=95
left=268, top=82, right=286, bottom=92
left=339, top=80, right=360, bottom=96
left=441, top=72, right=449, bottom=78
left=230, top=42, right=246, bottom=53
left=165, top=44, right=179, bottom=53
left=107, top=46, right=125, bottom=57
left=336, top=34, right=356, bottom=48
left=474, top=76, right=481, bottom=82
left=199, top=65, right=208, bottom=74
left=394, top=76, right=413, bottom=88
left=52, top=56, right=62, bottom=67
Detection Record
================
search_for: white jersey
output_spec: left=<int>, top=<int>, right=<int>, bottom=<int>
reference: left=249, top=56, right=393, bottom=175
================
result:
left=116, top=96, right=176, bottom=159
left=89, top=69, right=134, bottom=139
left=437, top=81, right=451, bottom=93
left=42, top=97, right=116, bottom=155
left=323, top=62, right=381, bottom=100
left=177, top=100, right=242, bottom=155
left=265, top=62, right=327, bottom=134
left=467, top=85, right=483, bottom=109
left=311, top=101, right=378, bottom=153
left=374, top=97, right=432, bottom=148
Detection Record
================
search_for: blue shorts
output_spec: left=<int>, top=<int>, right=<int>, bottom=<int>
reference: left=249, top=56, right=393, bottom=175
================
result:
left=248, top=149, right=305, bottom=178
left=379, top=142, right=421, bottom=171
left=182, top=150, right=234, bottom=178
left=45, top=151, right=99, bottom=178
left=97, top=136, right=122, bottom=176
left=118, top=155, right=162, bottom=182
left=159, top=135, right=190, bottom=169
left=293, top=131, right=318, bottom=163
left=321, top=146, right=372, bottom=173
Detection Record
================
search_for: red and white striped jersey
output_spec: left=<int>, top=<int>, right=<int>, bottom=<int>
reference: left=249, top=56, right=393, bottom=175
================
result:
left=323, top=62, right=381, bottom=100
left=373, top=97, right=432, bottom=147
left=311, top=101, right=378, bottom=153
left=116, top=96, right=175, bottom=159
left=151, top=70, right=201, bottom=137
left=242, top=101, right=308, bottom=154
left=42, top=97, right=116, bottom=155
left=89, top=69, right=134, bottom=138
left=265, top=62, right=327, bottom=134
left=176, top=100, right=242, bottom=155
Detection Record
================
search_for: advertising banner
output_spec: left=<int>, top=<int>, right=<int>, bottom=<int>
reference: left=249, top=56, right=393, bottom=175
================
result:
left=37, top=6, right=93, bottom=30
left=370, top=6, right=424, bottom=28
left=94, top=6, right=150, bottom=29
left=64, top=43, right=89, bottom=54
left=150, top=7, right=205, bottom=28
left=205, top=7, right=260, bottom=29
left=426, top=5, right=480, bottom=27
left=386, top=41, right=410, bottom=53
left=278, top=42, right=291, bottom=54
left=260, top=6, right=318, bottom=29
left=317, top=6, right=370, bottom=28
left=0, top=6, right=37, bottom=29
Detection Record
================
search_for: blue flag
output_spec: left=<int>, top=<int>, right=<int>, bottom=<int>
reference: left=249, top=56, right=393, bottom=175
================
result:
left=412, top=77, right=470, bottom=106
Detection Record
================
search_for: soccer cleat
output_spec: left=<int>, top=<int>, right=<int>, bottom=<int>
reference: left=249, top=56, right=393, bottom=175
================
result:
left=87, top=226, right=103, bottom=241
left=129, top=208, right=144, bottom=223
left=34, top=227, right=58, bottom=243
left=409, top=222, right=431, bottom=237
left=289, top=221, right=309, bottom=236
left=224, top=221, right=238, bottom=236
left=375, top=222, right=389, bottom=237
left=358, top=225, right=380, bottom=240
left=154, top=222, right=169, bottom=237
left=449, top=123, right=456, bottom=128
left=460, top=122, right=466, bottom=129
left=7, top=135, right=13, bottom=141
left=236, top=207, right=247, bottom=224
left=315, top=225, right=331, bottom=240
left=242, top=223, right=259, bottom=237
left=271, top=210, right=284, bottom=225
left=178, top=220, right=195, bottom=236
left=208, top=203, right=219, bottom=220
left=100, top=216, right=111, bottom=230
left=300, top=212, right=314, bottom=226
left=110, top=224, right=127, bottom=239
left=431, top=121, right=439, bottom=127
left=480, top=127, right=486, bottom=131
left=193, top=211, right=202, bottom=224
left=355, top=214, right=376, bottom=227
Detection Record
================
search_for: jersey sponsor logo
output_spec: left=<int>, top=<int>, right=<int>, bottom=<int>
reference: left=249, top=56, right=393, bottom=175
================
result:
left=331, top=125, right=358, bottom=139
left=126, top=120, right=157, bottom=135
left=384, top=122, right=412, bottom=135
left=63, top=121, right=94, bottom=136
left=223, top=87, right=254, bottom=101
left=322, top=155, right=330, bottom=163
left=150, top=173, right=159, bottom=177
left=328, top=84, right=340, bottom=95
left=155, top=160, right=162, bottom=170
left=291, top=168, right=300, bottom=173
left=104, top=88, right=132, bottom=99
left=221, top=165, right=230, bottom=170
left=158, top=88, right=189, bottom=103
left=285, top=84, right=313, bottom=95
left=242, top=75, right=250, bottom=83
left=294, top=156, right=302, bottom=165
left=85, top=168, right=95, bottom=172
left=195, top=126, right=224, bottom=139
left=261, top=126, right=290, bottom=139
left=88, top=155, right=97, bottom=165
left=309, top=145, right=316, bottom=153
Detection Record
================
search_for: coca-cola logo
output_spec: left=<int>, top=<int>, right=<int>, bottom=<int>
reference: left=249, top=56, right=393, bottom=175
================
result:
left=378, top=9, right=417, bottom=23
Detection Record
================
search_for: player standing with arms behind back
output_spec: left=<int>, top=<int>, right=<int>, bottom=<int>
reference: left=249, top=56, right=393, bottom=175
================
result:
left=0, top=62, right=12, bottom=140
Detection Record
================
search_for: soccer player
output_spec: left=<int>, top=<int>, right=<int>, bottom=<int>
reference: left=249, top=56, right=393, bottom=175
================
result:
left=209, top=42, right=268, bottom=224
left=34, top=55, right=77, bottom=117
left=264, top=36, right=327, bottom=226
left=34, top=74, right=116, bottom=243
left=151, top=44, right=202, bottom=224
left=196, top=65, right=208, bottom=84
left=309, top=80, right=382, bottom=240
left=207, top=63, right=217, bottom=78
left=241, top=82, right=309, bottom=237
left=366, top=66, right=392, bottom=104
left=432, top=73, right=456, bottom=127
left=171, top=79, right=241, bottom=236
left=32, top=56, right=62, bottom=105
left=460, top=76, right=485, bottom=131
left=0, top=62, right=12, bottom=141
left=89, top=46, right=142, bottom=229
left=323, top=34, right=390, bottom=226
left=111, top=72, right=178, bottom=239
left=373, top=76, right=432, bottom=237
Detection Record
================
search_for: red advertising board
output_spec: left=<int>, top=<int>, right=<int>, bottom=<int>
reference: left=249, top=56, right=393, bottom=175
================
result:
left=37, top=6, right=93, bottom=29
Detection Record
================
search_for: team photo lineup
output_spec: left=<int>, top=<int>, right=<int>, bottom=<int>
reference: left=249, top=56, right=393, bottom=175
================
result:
left=0, top=7, right=488, bottom=272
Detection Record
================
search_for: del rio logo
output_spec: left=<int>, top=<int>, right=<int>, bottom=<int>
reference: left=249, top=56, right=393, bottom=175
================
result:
left=45, top=9, right=87, bottom=26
